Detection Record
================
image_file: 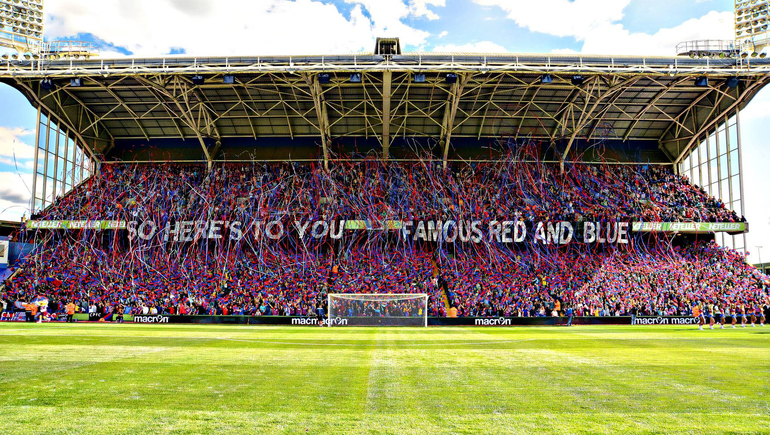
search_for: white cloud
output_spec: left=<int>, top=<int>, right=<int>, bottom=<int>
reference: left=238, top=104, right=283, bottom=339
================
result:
left=0, top=127, right=35, bottom=161
left=0, top=157, right=34, bottom=171
left=438, top=31, right=448, bottom=39
left=0, top=171, right=32, bottom=222
left=474, top=1, right=733, bottom=57
left=580, top=11, right=734, bottom=56
left=736, top=88, right=770, bottom=123
left=432, top=41, right=508, bottom=53
left=407, top=0, right=446, bottom=20
left=46, top=0, right=444, bottom=57
left=474, top=0, right=630, bottom=40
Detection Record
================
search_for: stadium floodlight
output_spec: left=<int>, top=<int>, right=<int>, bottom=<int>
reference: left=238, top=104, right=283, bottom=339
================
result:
left=327, top=293, right=429, bottom=327
left=541, top=74, right=553, bottom=84
left=70, top=77, right=81, bottom=87
left=445, top=73, right=458, bottom=84
left=349, top=73, right=362, bottom=83
left=694, top=76, right=709, bottom=87
left=223, top=74, right=235, bottom=84
left=191, top=75, right=205, bottom=85
left=413, top=73, right=426, bottom=83
left=727, top=77, right=740, bottom=88
left=0, top=0, right=45, bottom=53
left=40, top=77, right=53, bottom=90
left=736, top=0, right=770, bottom=56
left=317, top=73, right=331, bottom=84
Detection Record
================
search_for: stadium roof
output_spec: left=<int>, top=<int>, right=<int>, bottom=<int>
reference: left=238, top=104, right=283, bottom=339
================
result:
left=1, top=52, right=769, bottom=167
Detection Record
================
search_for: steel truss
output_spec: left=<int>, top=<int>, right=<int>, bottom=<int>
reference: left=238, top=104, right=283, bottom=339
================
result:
left=1, top=53, right=769, bottom=169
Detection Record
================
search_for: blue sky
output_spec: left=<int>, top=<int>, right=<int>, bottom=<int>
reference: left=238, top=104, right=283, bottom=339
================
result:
left=1, top=0, right=769, bottom=262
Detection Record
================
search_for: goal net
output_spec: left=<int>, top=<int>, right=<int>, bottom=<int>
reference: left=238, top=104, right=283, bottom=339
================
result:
left=327, top=294, right=429, bottom=327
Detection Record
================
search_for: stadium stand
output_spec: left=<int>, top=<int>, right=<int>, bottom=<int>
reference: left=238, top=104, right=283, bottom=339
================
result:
left=2, top=50, right=770, bottom=323
left=2, top=154, right=767, bottom=320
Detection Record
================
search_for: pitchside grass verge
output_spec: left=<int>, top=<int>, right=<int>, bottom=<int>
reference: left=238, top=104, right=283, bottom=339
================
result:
left=0, top=324, right=768, bottom=435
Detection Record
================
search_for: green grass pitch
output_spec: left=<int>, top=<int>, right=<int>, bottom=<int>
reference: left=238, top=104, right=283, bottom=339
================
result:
left=0, top=323, right=768, bottom=435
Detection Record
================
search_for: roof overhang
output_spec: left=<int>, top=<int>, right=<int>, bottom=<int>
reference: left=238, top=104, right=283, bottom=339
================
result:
left=1, top=53, right=768, bottom=164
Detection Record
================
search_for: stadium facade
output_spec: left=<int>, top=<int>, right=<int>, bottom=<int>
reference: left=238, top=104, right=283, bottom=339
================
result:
left=2, top=48, right=769, bottom=252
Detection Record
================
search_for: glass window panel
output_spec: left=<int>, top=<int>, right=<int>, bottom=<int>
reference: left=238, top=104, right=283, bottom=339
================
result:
left=37, top=125, right=46, bottom=149
left=691, top=157, right=699, bottom=182
left=721, top=182, right=730, bottom=204
left=35, top=174, right=44, bottom=200
left=723, top=236, right=734, bottom=249
left=67, top=138, right=75, bottom=162
left=690, top=165, right=701, bottom=184
left=731, top=176, right=741, bottom=201
left=57, top=157, right=65, bottom=181
left=36, top=146, right=45, bottom=168
left=58, top=130, right=66, bottom=155
left=717, top=127, right=727, bottom=155
left=63, top=161, right=72, bottom=185
left=691, top=167, right=700, bottom=187
left=45, top=178, right=54, bottom=203
left=47, top=125, right=56, bottom=153
left=708, top=133, right=717, bottom=158
left=71, top=160, right=78, bottom=186
left=46, top=153, right=55, bottom=176
left=698, top=142, right=707, bottom=162
left=729, top=123, right=738, bottom=151
left=709, top=163, right=718, bottom=186
left=733, top=236, right=745, bottom=250
left=720, top=154, right=729, bottom=180
left=730, top=150, right=739, bottom=175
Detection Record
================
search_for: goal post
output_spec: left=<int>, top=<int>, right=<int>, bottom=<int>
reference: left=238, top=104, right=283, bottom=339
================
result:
left=327, top=293, right=429, bottom=327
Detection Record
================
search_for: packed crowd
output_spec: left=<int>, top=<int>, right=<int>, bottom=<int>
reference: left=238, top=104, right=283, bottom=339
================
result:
left=2, top=244, right=447, bottom=319
left=441, top=241, right=768, bottom=318
left=3, top=156, right=766, bottom=321
left=2, top=238, right=767, bottom=320
left=33, top=156, right=742, bottom=225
